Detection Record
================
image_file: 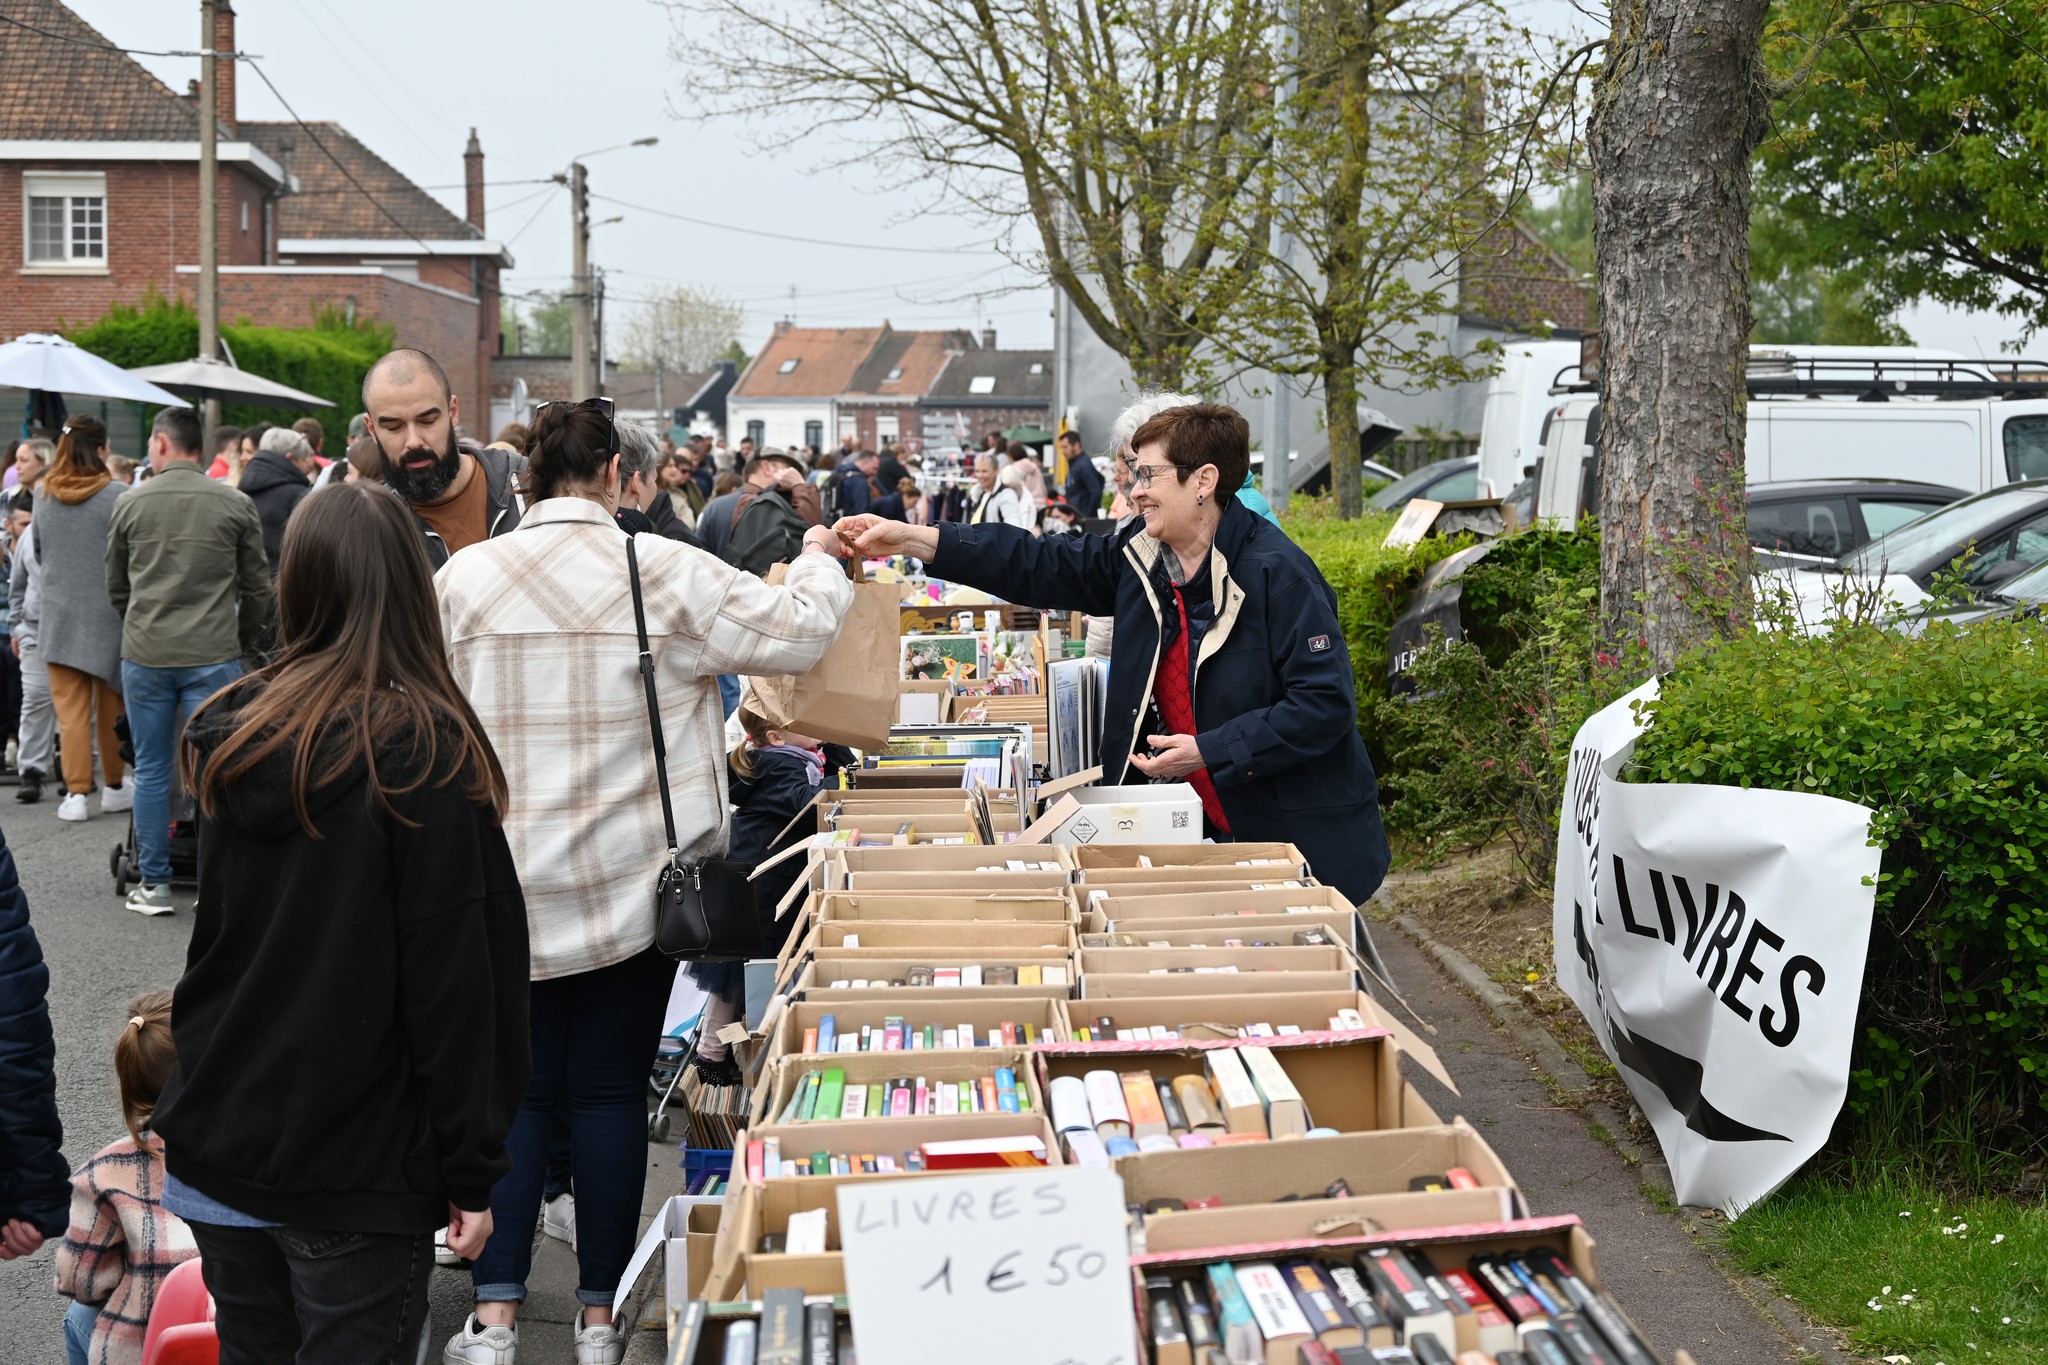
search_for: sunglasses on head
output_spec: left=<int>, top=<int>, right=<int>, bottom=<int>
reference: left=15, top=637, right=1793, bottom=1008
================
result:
left=533, top=397, right=618, bottom=455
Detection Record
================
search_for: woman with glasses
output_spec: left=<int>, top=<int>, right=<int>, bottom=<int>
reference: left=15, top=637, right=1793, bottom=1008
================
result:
left=436, top=398, right=853, bottom=1365
left=837, top=401, right=1391, bottom=911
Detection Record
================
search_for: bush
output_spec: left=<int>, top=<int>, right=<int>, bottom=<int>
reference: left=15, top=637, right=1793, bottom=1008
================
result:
left=1381, top=527, right=1627, bottom=886
left=63, top=292, right=395, bottom=432
left=1630, top=617, right=2048, bottom=1151
left=1277, top=498, right=1469, bottom=768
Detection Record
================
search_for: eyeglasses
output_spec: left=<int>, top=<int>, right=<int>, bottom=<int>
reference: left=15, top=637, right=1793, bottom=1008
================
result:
left=533, top=397, right=618, bottom=455
left=1121, top=454, right=1176, bottom=489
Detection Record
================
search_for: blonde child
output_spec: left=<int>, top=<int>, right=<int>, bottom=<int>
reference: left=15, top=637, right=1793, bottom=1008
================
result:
left=55, top=991, right=196, bottom=1365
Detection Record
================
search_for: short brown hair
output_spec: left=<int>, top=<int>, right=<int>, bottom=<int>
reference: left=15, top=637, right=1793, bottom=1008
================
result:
left=293, top=417, right=325, bottom=454
left=1127, top=403, right=1250, bottom=505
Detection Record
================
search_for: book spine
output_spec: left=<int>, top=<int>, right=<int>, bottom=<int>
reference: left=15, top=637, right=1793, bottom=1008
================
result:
left=802, top=1302, right=836, bottom=1365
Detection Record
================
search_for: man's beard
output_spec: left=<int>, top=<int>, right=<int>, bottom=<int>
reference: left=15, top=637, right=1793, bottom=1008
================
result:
left=381, top=431, right=462, bottom=503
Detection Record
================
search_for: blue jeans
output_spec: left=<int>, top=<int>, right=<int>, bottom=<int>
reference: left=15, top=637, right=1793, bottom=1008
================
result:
left=121, top=660, right=242, bottom=883
left=471, top=946, right=674, bottom=1308
left=717, top=673, right=741, bottom=719
left=64, top=1300, right=97, bottom=1365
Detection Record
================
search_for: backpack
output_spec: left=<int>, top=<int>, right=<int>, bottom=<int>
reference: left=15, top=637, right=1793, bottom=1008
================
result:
left=819, top=469, right=849, bottom=524
left=725, top=486, right=810, bottom=577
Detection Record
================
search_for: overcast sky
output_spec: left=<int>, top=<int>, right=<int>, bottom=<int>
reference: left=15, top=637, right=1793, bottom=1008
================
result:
left=71, top=0, right=2031, bottom=361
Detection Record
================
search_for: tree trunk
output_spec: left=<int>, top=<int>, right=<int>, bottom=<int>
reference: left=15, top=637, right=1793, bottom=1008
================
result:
left=1323, top=354, right=1364, bottom=519
left=1590, top=0, right=1769, bottom=669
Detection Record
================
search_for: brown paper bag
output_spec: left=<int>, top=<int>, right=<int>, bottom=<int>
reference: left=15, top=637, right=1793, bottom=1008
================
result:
left=747, top=561, right=900, bottom=750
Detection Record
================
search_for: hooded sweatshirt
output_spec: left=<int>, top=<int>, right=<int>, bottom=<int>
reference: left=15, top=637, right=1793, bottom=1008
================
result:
left=153, top=680, right=529, bottom=1231
left=236, top=447, right=312, bottom=572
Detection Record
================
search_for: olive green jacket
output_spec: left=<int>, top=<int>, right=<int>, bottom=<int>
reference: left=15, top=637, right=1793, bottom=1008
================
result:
left=106, top=463, right=272, bottom=669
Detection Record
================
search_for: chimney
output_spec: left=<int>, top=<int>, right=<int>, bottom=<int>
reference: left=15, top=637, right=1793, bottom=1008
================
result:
left=981, top=327, right=997, bottom=350
left=212, top=1, right=237, bottom=137
left=464, top=128, right=486, bottom=233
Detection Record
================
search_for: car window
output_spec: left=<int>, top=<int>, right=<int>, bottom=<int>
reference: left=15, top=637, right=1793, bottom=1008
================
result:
left=1427, top=465, right=1480, bottom=502
left=1858, top=498, right=1948, bottom=542
left=1749, top=496, right=1851, bottom=557
left=2003, top=416, right=2048, bottom=481
left=1369, top=459, right=1471, bottom=511
left=1841, top=486, right=2048, bottom=573
left=1962, top=511, right=2048, bottom=587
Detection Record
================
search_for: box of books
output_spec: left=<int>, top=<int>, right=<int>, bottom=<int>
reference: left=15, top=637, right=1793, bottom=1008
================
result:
left=1032, top=1034, right=1426, bottom=1152
left=752, top=1047, right=1045, bottom=1129
left=1138, top=1186, right=1521, bottom=1255
left=1016, top=784, right=1205, bottom=845
left=793, top=954, right=1075, bottom=1002
left=770, top=997, right=1069, bottom=1066
left=1080, top=922, right=1355, bottom=952
left=808, top=890, right=1077, bottom=924
left=779, top=921, right=1078, bottom=992
left=1124, top=1214, right=1667, bottom=1365
left=835, top=868, right=1072, bottom=892
left=1075, top=874, right=1317, bottom=901
left=702, top=1181, right=852, bottom=1301
left=826, top=843, right=1074, bottom=886
left=1083, top=968, right=1361, bottom=1001
left=1071, top=843, right=1311, bottom=876
left=735, top=1113, right=1064, bottom=1185
left=666, top=1290, right=851, bottom=1365
left=1077, top=945, right=1362, bottom=999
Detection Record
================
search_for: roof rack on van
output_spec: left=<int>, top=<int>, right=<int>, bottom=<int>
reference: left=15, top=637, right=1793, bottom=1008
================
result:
left=1549, top=356, right=2048, bottom=399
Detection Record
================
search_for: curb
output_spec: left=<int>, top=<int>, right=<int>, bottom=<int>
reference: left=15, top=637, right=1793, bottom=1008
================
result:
left=1385, top=908, right=1861, bottom=1365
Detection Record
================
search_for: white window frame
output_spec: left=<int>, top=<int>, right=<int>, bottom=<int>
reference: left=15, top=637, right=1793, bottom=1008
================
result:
left=23, top=171, right=108, bottom=272
left=968, top=375, right=997, bottom=395
left=876, top=412, right=901, bottom=441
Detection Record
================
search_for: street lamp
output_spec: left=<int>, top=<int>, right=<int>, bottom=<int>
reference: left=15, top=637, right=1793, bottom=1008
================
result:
left=565, top=137, right=659, bottom=396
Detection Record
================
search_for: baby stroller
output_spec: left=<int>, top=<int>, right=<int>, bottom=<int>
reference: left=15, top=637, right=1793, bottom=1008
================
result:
left=109, top=714, right=199, bottom=893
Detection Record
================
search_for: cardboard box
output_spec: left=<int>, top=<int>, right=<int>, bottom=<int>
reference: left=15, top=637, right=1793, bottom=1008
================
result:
left=1076, top=945, right=1361, bottom=998
left=825, top=811, right=1020, bottom=841
left=702, top=1178, right=856, bottom=1301
left=770, top=996, right=1068, bottom=1065
left=842, top=869, right=1072, bottom=893
left=1017, top=784, right=1204, bottom=845
left=1034, top=1033, right=1425, bottom=1138
left=828, top=843, right=1075, bottom=884
left=754, top=1045, right=1044, bottom=1128
left=1074, top=869, right=1314, bottom=892
left=775, top=916, right=1076, bottom=991
left=738, top=1113, right=1063, bottom=1185
left=810, top=891, right=1076, bottom=924
left=1071, top=842, right=1310, bottom=874
left=794, top=955, right=1074, bottom=1002
left=1138, top=1186, right=1519, bottom=1253
left=1082, top=969, right=1361, bottom=1000
left=610, top=1193, right=730, bottom=1322
left=1080, top=919, right=1357, bottom=951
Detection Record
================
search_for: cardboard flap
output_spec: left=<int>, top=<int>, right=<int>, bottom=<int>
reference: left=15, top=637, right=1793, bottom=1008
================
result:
left=1036, top=766, right=1103, bottom=802
left=1014, top=793, right=1080, bottom=843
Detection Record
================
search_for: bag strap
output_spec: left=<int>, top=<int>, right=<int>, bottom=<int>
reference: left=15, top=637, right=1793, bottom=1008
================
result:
left=626, top=535, right=682, bottom=859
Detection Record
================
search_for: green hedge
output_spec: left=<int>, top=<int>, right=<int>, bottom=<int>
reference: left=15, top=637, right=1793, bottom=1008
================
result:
left=63, top=292, right=393, bottom=432
left=1631, top=617, right=2048, bottom=1147
left=1277, top=499, right=1467, bottom=768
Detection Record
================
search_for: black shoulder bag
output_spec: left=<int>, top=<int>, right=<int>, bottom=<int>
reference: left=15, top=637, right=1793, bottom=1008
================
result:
left=627, top=535, right=762, bottom=962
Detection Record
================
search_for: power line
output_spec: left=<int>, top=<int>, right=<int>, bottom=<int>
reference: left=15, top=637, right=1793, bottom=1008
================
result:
left=503, top=184, right=562, bottom=248
left=587, top=192, right=1004, bottom=258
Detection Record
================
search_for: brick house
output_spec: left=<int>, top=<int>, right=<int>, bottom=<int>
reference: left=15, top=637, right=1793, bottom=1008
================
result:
left=0, top=0, right=509, bottom=427
left=838, top=327, right=973, bottom=452
left=920, top=330, right=1054, bottom=454
left=726, top=323, right=885, bottom=454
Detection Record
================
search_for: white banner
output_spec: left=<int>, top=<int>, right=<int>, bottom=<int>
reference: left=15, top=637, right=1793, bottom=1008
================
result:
left=1553, top=684, right=1880, bottom=1213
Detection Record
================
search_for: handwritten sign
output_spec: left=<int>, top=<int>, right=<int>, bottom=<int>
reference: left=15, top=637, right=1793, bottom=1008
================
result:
left=836, top=1168, right=1135, bottom=1365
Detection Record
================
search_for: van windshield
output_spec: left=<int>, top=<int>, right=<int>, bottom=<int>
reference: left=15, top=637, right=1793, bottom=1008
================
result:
left=1838, top=485, right=2048, bottom=574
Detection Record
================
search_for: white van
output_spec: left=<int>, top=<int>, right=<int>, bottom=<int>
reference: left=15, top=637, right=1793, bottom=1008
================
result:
left=1474, top=340, right=1584, bottom=498
left=1526, top=349, right=2048, bottom=524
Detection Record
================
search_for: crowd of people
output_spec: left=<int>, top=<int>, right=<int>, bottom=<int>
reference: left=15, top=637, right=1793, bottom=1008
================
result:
left=0, top=351, right=1382, bottom=1365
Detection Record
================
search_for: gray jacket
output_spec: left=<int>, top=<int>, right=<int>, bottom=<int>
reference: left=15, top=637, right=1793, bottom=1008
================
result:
left=8, top=525, right=41, bottom=647
left=35, top=483, right=125, bottom=685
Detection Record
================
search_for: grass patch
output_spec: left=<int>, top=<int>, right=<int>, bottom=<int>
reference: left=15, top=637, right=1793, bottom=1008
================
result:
left=1725, top=1173, right=2048, bottom=1361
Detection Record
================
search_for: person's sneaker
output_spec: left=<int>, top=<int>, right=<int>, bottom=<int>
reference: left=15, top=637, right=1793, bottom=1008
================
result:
left=573, top=1310, right=624, bottom=1365
left=542, top=1192, right=577, bottom=1251
left=15, top=768, right=42, bottom=804
left=56, top=792, right=88, bottom=822
left=125, top=884, right=174, bottom=917
left=432, top=1226, right=464, bottom=1266
left=443, top=1315, right=517, bottom=1364
left=100, top=779, right=134, bottom=814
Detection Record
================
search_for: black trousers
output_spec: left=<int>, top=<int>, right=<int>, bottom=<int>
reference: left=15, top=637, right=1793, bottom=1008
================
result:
left=0, top=641, right=19, bottom=744
left=189, top=1221, right=434, bottom=1365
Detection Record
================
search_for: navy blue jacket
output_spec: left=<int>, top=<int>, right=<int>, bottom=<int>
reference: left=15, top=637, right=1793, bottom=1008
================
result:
left=927, top=500, right=1389, bottom=903
left=0, top=826, right=70, bottom=1238
left=1065, top=451, right=1106, bottom=516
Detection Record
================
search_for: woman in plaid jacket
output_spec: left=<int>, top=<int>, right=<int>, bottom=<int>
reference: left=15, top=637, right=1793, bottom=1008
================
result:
left=437, top=398, right=853, bottom=1365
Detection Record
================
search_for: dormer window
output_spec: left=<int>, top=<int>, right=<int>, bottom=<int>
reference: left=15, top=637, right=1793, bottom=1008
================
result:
left=886, top=367, right=904, bottom=381
left=968, top=375, right=996, bottom=395
left=778, top=358, right=799, bottom=374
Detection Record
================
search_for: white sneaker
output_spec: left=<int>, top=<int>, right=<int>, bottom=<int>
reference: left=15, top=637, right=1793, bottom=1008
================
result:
left=100, top=779, right=133, bottom=814
left=56, top=792, right=89, bottom=822
left=433, top=1226, right=463, bottom=1266
left=574, top=1311, right=624, bottom=1365
left=443, top=1314, right=517, bottom=1365
left=541, top=1192, right=577, bottom=1251
left=125, top=883, right=174, bottom=917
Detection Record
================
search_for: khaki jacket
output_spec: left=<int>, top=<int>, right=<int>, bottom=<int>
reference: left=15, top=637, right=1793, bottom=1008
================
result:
left=106, top=464, right=271, bottom=669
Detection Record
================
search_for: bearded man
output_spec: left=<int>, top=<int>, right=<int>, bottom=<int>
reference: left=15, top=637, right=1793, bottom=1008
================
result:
left=360, top=349, right=526, bottom=568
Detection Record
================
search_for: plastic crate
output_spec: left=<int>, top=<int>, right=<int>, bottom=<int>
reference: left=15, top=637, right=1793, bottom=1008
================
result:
left=682, top=1147, right=733, bottom=1196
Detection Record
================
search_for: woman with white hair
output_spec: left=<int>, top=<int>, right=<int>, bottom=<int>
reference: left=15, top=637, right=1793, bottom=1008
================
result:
left=240, top=426, right=317, bottom=573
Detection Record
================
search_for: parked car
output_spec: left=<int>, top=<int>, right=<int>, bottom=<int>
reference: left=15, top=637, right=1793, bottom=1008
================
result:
left=1747, top=479, right=1967, bottom=560
left=1370, top=457, right=1480, bottom=512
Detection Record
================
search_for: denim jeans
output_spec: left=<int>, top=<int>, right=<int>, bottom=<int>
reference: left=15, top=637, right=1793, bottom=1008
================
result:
left=63, top=1299, right=98, bottom=1365
left=188, top=1221, right=433, bottom=1365
left=717, top=672, right=741, bottom=719
left=471, top=945, right=674, bottom=1308
left=121, top=660, right=241, bottom=883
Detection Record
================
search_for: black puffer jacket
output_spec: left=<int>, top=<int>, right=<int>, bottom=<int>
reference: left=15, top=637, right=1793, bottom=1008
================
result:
left=0, top=826, right=68, bottom=1239
left=238, top=448, right=311, bottom=573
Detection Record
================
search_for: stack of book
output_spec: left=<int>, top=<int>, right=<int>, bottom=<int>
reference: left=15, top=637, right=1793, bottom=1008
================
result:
left=1045, top=1047, right=1310, bottom=1165
left=774, top=1067, right=1033, bottom=1121
left=803, top=1014, right=1053, bottom=1052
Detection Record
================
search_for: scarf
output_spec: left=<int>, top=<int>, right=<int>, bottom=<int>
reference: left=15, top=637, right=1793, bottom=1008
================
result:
left=756, top=741, right=825, bottom=789
left=44, top=465, right=110, bottom=505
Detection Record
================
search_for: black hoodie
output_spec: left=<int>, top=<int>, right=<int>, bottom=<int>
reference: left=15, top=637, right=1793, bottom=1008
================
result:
left=154, top=680, right=529, bottom=1232
left=236, top=448, right=311, bottom=573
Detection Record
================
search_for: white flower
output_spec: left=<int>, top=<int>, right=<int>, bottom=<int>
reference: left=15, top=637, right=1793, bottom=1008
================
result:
left=1900, top=1210, right=1913, bottom=1217
left=2002, top=1318, right=2011, bottom=1325
left=1992, top=1233, right=2006, bottom=1244
left=1901, top=1294, right=1916, bottom=1303
left=1884, top=1285, right=1894, bottom=1295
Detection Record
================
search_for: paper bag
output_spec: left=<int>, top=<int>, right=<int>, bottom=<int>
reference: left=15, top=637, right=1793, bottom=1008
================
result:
left=746, top=561, right=899, bottom=750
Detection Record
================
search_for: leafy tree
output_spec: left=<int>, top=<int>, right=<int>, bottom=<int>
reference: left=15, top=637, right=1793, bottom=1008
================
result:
left=665, top=0, right=1274, bottom=389
left=615, top=285, right=745, bottom=372
left=718, top=338, right=752, bottom=371
left=506, top=292, right=573, bottom=355
left=1759, top=0, right=2048, bottom=339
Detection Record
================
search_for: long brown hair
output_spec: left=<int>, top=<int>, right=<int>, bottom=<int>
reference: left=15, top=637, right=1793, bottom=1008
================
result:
left=114, top=990, right=175, bottom=1150
left=53, top=415, right=109, bottom=478
left=182, top=483, right=507, bottom=834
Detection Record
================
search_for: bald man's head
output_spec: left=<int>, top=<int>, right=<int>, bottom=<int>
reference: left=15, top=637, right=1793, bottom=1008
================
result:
left=361, top=348, right=452, bottom=411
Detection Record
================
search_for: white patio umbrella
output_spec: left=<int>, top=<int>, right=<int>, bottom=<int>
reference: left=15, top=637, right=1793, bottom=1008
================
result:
left=127, top=355, right=333, bottom=411
left=0, top=333, right=188, bottom=407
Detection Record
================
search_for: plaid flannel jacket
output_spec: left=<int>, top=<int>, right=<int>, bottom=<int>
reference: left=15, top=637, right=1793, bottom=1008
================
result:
left=54, top=1135, right=197, bottom=1365
left=437, top=498, right=852, bottom=980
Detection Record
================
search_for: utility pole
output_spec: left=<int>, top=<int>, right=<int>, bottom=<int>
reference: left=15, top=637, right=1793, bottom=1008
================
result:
left=568, top=160, right=593, bottom=399
left=1262, top=0, right=1298, bottom=513
left=198, top=0, right=221, bottom=449
left=594, top=268, right=608, bottom=397
left=653, top=351, right=666, bottom=433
